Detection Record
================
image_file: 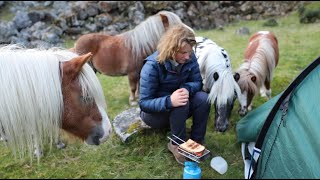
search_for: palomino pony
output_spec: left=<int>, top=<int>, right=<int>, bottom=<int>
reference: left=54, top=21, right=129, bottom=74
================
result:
left=0, top=45, right=112, bottom=161
left=73, top=11, right=191, bottom=106
left=235, top=31, right=279, bottom=116
left=194, top=37, right=243, bottom=132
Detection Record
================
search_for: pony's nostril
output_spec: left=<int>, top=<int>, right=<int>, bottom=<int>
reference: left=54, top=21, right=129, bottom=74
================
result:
left=239, top=110, right=247, bottom=117
left=216, top=127, right=227, bottom=133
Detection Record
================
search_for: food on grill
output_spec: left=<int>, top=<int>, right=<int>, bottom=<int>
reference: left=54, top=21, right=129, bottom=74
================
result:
left=179, top=139, right=205, bottom=156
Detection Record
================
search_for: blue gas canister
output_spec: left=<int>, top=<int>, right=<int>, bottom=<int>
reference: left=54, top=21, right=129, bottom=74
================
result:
left=183, top=161, right=201, bottom=179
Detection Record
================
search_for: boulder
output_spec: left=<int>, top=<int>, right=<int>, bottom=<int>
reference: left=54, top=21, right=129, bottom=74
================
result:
left=112, top=107, right=150, bottom=143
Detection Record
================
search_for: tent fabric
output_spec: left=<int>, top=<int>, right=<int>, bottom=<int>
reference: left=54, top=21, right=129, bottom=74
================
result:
left=236, top=57, right=320, bottom=179
left=236, top=93, right=281, bottom=143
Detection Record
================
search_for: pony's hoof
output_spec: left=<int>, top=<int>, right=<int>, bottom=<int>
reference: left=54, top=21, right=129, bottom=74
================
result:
left=56, top=141, right=66, bottom=149
left=129, top=101, right=138, bottom=106
left=34, top=148, right=43, bottom=158
left=260, top=93, right=267, bottom=97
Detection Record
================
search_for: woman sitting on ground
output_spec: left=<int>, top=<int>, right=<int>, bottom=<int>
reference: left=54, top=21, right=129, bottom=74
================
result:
left=139, top=24, right=211, bottom=165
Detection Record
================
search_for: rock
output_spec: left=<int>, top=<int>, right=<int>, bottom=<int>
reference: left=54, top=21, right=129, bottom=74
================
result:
left=235, top=27, right=250, bottom=35
left=112, top=107, right=150, bottom=143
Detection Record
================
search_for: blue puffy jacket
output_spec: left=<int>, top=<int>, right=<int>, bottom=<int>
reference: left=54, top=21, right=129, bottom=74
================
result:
left=139, top=51, right=203, bottom=113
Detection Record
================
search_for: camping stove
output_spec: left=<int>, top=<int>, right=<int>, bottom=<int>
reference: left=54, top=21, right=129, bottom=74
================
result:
left=167, top=134, right=211, bottom=163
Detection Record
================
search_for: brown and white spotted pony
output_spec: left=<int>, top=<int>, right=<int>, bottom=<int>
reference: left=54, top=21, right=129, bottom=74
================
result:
left=235, top=31, right=279, bottom=116
left=73, top=11, right=192, bottom=106
left=0, top=45, right=112, bottom=161
left=194, top=37, right=242, bottom=132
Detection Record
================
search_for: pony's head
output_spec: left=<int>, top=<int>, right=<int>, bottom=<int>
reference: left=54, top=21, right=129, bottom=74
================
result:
left=124, top=10, right=193, bottom=62
left=211, top=72, right=240, bottom=132
left=0, top=45, right=112, bottom=159
left=234, top=70, right=259, bottom=116
left=157, top=10, right=193, bottom=32
left=60, top=52, right=112, bottom=145
left=195, top=37, right=241, bottom=132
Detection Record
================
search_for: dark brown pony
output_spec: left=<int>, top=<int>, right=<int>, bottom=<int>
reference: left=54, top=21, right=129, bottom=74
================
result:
left=0, top=45, right=112, bottom=161
left=73, top=11, right=190, bottom=106
left=235, top=31, right=279, bottom=116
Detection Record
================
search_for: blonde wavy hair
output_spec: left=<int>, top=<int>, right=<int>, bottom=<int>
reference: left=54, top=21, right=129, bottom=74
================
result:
left=157, top=24, right=196, bottom=64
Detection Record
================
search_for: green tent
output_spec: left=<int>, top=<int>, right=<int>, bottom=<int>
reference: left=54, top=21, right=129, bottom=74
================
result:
left=236, top=56, right=320, bottom=179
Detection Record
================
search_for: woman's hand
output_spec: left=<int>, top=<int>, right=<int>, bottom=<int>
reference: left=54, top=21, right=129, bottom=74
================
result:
left=170, top=88, right=189, bottom=107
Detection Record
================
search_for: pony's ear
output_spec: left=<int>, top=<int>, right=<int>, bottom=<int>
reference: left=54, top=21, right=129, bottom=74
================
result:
left=213, top=72, right=219, bottom=81
left=72, top=52, right=92, bottom=73
left=159, top=13, right=169, bottom=31
left=63, top=52, right=93, bottom=79
left=234, top=72, right=240, bottom=82
left=251, top=75, right=256, bottom=82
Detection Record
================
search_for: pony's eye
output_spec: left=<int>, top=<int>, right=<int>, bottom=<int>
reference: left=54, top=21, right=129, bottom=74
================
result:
left=221, top=51, right=227, bottom=59
left=213, top=72, right=219, bottom=81
left=233, top=94, right=237, bottom=100
left=79, top=95, right=86, bottom=103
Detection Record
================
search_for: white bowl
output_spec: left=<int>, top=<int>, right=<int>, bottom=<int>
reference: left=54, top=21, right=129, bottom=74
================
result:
left=210, top=156, right=228, bottom=175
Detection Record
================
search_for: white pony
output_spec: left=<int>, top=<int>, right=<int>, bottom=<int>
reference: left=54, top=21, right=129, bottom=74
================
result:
left=194, top=37, right=244, bottom=132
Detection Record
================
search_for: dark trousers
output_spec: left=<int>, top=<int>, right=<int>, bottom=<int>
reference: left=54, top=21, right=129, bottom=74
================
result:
left=140, top=91, right=210, bottom=145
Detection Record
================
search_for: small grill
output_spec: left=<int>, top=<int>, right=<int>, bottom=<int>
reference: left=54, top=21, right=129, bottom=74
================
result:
left=167, top=134, right=211, bottom=163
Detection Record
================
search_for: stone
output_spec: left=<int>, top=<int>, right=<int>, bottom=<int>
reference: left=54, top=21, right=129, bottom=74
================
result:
left=112, top=107, right=150, bottom=143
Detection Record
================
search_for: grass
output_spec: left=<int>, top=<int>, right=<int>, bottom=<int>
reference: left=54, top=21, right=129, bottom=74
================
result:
left=1, top=6, right=320, bottom=179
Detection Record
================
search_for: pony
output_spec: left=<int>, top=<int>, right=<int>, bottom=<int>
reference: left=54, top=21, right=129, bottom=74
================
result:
left=0, top=45, right=112, bottom=161
left=235, top=31, right=279, bottom=116
left=194, top=37, right=243, bottom=132
left=73, top=10, right=192, bottom=106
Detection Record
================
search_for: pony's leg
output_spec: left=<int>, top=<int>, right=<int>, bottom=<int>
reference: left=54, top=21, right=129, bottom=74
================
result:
left=260, top=84, right=267, bottom=97
left=0, top=134, right=8, bottom=142
left=0, top=126, right=6, bottom=141
left=33, top=136, right=66, bottom=157
left=34, top=142, right=43, bottom=158
left=135, top=81, right=140, bottom=101
left=248, top=102, right=253, bottom=111
left=264, top=80, right=272, bottom=100
left=0, top=128, right=5, bottom=141
left=56, top=137, right=66, bottom=149
left=128, top=73, right=139, bottom=106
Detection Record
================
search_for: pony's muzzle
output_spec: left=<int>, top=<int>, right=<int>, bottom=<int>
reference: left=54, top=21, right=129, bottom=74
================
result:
left=84, top=123, right=111, bottom=145
left=215, top=118, right=229, bottom=132
left=238, top=107, right=247, bottom=117
left=99, top=127, right=112, bottom=144
left=85, top=125, right=104, bottom=145
left=98, top=106, right=112, bottom=143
